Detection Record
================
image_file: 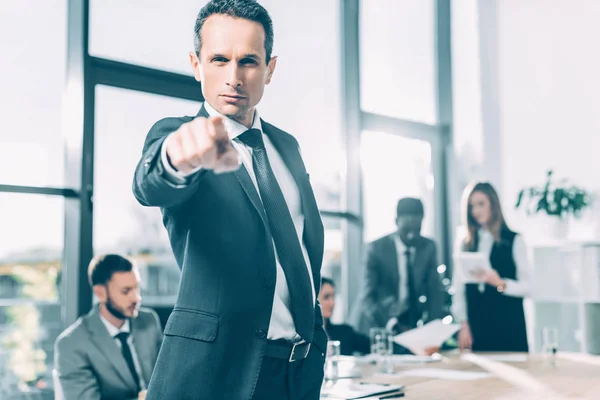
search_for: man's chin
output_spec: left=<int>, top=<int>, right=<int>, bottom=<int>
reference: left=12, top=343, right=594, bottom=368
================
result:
left=216, top=103, right=249, bottom=119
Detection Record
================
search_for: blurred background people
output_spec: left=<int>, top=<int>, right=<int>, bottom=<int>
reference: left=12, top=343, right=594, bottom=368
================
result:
left=320, top=277, right=369, bottom=356
left=352, top=198, right=445, bottom=345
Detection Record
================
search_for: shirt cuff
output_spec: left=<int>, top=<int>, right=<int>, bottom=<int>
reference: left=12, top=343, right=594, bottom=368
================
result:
left=160, top=134, right=203, bottom=184
left=501, top=278, right=527, bottom=297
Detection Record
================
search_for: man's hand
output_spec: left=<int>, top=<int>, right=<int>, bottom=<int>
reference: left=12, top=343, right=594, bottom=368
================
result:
left=166, top=116, right=240, bottom=174
left=474, top=268, right=504, bottom=287
left=138, top=390, right=147, bottom=400
left=423, top=346, right=440, bottom=356
left=458, top=321, right=473, bottom=351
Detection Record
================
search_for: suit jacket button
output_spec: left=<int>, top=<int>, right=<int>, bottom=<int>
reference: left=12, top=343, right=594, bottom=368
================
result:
left=262, top=280, right=272, bottom=290
left=255, top=329, right=267, bottom=339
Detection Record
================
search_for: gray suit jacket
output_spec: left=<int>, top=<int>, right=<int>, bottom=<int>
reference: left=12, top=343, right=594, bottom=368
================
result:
left=352, top=233, right=445, bottom=335
left=53, top=306, right=162, bottom=400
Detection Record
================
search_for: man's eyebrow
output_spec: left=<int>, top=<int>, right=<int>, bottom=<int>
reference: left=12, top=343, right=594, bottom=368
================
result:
left=241, top=53, right=261, bottom=60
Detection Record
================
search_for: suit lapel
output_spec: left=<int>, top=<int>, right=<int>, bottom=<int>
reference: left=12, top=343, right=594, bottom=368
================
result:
left=385, top=235, right=400, bottom=297
left=85, top=308, right=138, bottom=391
left=233, top=166, right=269, bottom=228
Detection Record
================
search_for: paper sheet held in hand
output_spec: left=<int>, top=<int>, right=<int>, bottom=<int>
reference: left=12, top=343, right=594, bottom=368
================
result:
left=393, top=319, right=460, bottom=355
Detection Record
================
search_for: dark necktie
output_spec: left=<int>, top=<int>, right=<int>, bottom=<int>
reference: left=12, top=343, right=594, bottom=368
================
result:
left=115, top=332, right=140, bottom=392
left=238, top=128, right=314, bottom=341
left=404, top=248, right=415, bottom=310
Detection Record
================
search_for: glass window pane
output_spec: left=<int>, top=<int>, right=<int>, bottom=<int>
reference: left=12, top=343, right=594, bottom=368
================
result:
left=94, top=86, right=202, bottom=306
left=90, top=0, right=208, bottom=75
left=257, top=0, right=344, bottom=210
left=0, top=1, right=66, bottom=186
left=0, top=193, right=63, bottom=396
left=361, top=131, right=436, bottom=242
left=360, top=0, right=437, bottom=124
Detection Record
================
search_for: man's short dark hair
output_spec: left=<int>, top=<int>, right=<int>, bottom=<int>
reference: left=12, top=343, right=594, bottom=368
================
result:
left=396, top=197, right=425, bottom=218
left=88, top=254, right=134, bottom=287
left=321, top=277, right=335, bottom=288
left=194, top=0, right=274, bottom=64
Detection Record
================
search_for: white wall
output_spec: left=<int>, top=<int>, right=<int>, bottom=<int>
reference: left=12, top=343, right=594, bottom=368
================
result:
left=496, top=0, right=600, bottom=237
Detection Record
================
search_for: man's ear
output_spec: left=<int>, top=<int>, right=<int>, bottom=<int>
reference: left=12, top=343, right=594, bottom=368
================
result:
left=265, top=56, right=277, bottom=85
left=189, top=52, right=202, bottom=82
left=93, top=285, right=107, bottom=303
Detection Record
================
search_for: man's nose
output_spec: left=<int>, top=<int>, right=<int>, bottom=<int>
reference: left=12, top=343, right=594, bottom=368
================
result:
left=226, top=63, right=243, bottom=88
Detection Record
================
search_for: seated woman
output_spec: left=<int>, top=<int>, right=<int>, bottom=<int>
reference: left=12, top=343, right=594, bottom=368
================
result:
left=320, top=277, right=370, bottom=355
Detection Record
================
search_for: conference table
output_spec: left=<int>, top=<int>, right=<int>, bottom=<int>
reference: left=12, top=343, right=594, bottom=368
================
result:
left=322, top=351, right=600, bottom=399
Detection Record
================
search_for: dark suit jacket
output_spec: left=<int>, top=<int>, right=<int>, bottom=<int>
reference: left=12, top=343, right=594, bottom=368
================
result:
left=132, top=106, right=327, bottom=400
left=53, top=306, right=162, bottom=400
left=325, top=320, right=370, bottom=356
left=352, top=233, right=445, bottom=335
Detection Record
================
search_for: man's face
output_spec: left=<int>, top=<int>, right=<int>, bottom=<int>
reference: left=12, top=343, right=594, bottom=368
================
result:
left=396, top=214, right=423, bottom=246
left=95, top=270, right=141, bottom=319
left=190, top=14, right=277, bottom=124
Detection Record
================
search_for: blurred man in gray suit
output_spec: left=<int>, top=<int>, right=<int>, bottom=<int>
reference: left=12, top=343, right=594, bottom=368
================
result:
left=54, top=254, right=162, bottom=400
left=353, top=198, right=445, bottom=353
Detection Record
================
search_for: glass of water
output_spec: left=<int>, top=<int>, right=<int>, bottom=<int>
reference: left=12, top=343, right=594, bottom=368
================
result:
left=370, top=327, right=394, bottom=373
left=325, top=340, right=341, bottom=381
left=542, top=327, right=559, bottom=365
left=369, top=327, right=386, bottom=355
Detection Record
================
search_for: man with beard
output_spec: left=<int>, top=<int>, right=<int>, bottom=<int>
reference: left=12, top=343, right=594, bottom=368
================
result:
left=352, top=198, right=445, bottom=354
left=54, top=254, right=162, bottom=400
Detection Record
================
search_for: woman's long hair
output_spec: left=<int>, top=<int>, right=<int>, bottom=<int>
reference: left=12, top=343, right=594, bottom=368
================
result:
left=462, top=182, right=510, bottom=251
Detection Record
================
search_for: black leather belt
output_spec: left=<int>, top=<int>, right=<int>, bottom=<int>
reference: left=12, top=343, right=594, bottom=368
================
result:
left=265, top=339, right=311, bottom=362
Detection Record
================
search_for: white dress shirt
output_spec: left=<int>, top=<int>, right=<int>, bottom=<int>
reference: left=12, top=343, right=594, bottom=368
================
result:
left=451, top=229, right=532, bottom=323
left=392, top=235, right=415, bottom=316
left=160, top=102, right=316, bottom=342
left=99, top=315, right=146, bottom=390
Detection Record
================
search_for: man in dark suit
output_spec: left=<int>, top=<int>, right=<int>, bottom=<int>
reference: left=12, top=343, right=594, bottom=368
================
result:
left=352, top=198, right=445, bottom=352
left=131, top=1, right=326, bottom=399
left=54, top=254, right=162, bottom=400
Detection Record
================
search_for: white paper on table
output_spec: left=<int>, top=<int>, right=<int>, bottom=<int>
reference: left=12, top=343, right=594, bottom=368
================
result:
left=393, top=319, right=460, bottom=355
left=482, top=354, right=528, bottom=363
left=394, top=368, right=492, bottom=381
left=358, top=353, right=441, bottom=365
left=321, top=381, right=404, bottom=399
left=455, top=251, right=492, bottom=283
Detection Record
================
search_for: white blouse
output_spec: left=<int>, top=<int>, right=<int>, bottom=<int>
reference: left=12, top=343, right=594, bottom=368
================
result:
left=451, top=229, right=532, bottom=323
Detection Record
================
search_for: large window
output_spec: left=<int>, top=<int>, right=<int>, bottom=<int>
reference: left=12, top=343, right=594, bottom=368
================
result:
left=0, top=194, right=63, bottom=397
left=359, top=0, right=437, bottom=124
left=0, top=0, right=67, bottom=187
left=94, top=86, right=202, bottom=306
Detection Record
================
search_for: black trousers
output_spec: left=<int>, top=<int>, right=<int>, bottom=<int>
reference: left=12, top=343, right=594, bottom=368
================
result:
left=252, top=345, right=325, bottom=400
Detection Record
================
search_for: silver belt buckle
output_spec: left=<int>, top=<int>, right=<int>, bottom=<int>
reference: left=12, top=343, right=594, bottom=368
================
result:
left=289, top=339, right=310, bottom=363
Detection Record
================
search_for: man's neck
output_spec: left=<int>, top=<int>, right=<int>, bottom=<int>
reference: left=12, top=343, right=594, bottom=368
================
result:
left=99, top=304, right=125, bottom=329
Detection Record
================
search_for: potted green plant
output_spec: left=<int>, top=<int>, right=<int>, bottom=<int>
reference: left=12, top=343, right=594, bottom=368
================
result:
left=515, top=170, right=590, bottom=239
